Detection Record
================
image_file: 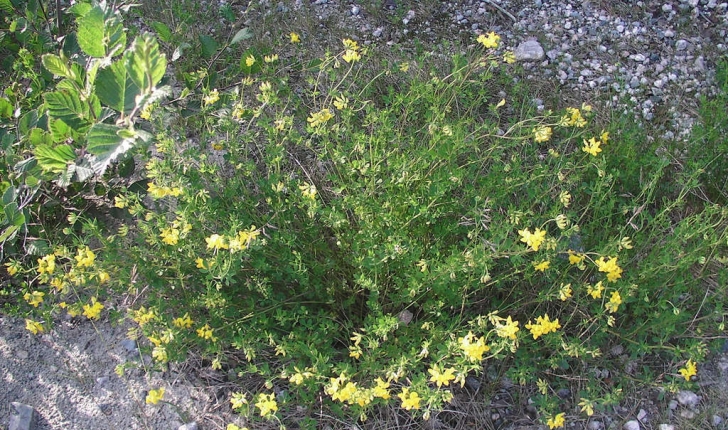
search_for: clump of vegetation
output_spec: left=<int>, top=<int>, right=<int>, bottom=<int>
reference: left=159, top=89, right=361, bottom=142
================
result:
left=2, top=1, right=727, bottom=429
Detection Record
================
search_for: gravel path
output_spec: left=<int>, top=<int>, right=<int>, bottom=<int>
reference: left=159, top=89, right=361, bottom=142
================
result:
left=2, top=0, right=728, bottom=429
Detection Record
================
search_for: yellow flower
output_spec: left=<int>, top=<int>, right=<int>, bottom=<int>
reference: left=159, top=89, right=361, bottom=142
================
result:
left=160, top=227, right=180, bottom=245
left=195, top=258, right=207, bottom=269
left=586, top=281, right=604, bottom=299
left=459, top=331, right=490, bottom=361
left=38, top=254, right=56, bottom=275
left=533, top=126, right=552, bottom=143
left=547, top=412, right=565, bottom=429
left=372, top=377, right=390, bottom=399
left=428, top=365, right=456, bottom=388
left=152, top=346, right=168, bottom=363
left=74, top=246, right=96, bottom=268
left=25, top=319, right=44, bottom=335
left=132, top=307, right=156, bottom=325
left=600, top=130, right=610, bottom=144
left=568, top=251, right=584, bottom=265
left=578, top=398, right=595, bottom=416
left=595, top=256, right=623, bottom=282
left=299, top=182, right=317, bottom=199
left=679, top=359, right=697, bottom=381
left=559, top=107, right=587, bottom=127
left=196, top=324, right=216, bottom=341
left=349, top=345, right=362, bottom=359
left=605, top=290, right=622, bottom=313
left=307, top=108, right=334, bottom=127
left=342, top=38, right=359, bottom=51
left=289, top=368, right=313, bottom=385
left=5, top=260, right=21, bottom=276
left=97, top=271, right=110, bottom=284
left=495, top=316, right=520, bottom=340
left=582, top=137, right=602, bottom=156
left=230, top=392, right=248, bottom=410
left=146, top=387, right=165, bottom=405
left=173, top=313, right=194, bottom=328
left=397, top=387, right=421, bottom=410
left=477, top=31, right=501, bottom=48
left=203, top=89, right=220, bottom=106
left=620, top=237, right=634, bottom=250
left=82, top=297, right=104, bottom=320
left=533, top=260, right=550, bottom=272
left=399, top=62, right=410, bottom=72
left=518, top=227, right=547, bottom=251
left=503, top=51, right=516, bottom=64
left=333, top=95, right=349, bottom=110
left=205, top=234, right=228, bottom=250
left=245, top=55, right=255, bottom=67
left=24, top=291, right=45, bottom=307
left=559, top=283, right=573, bottom=301
left=264, top=54, right=278, bottom=63
left=289, top=32, right=300, bottom=43
left=559, top=190, right=572, bottom=207
left=555, top=214, right=569, bottom=229
left=342, top=49, right=361, bottom=63
left=525, top=314, right=561, bottom=339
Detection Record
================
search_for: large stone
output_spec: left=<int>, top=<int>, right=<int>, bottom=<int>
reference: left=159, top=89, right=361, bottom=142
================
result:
left=676, top=390, right=700, bottom=408
left=9, top=402, right=36, bottom=430
left=623, top=420, right=640, bottom=430
left=514, top=40, right=545, bottom=61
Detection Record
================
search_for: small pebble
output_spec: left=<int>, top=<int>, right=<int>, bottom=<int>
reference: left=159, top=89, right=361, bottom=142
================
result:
left=658, top=425, right=675, bottom=430
left=623, top=420, right=640, bottom=430
left=676, top=390, right=700, bottom=408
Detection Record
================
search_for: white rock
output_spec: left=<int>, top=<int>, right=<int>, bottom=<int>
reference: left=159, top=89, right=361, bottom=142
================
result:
left=514, top=40, right=545, bottom=61
left=588, top=421, right=604, bottom=430
left=713, top=415, right=723, bottom=426
left=9, top=402, right=36, bottom=430
left=623, top=420, right=640, bottom=430
left=658, top=425, right=675, bottom=430
left=178, top=423, right=199, bottom=430
left=680, top=409, right=696, bottom=419
left=676, top=390, right=700, bottom=407
left=637, top=409, right=648, bottom=420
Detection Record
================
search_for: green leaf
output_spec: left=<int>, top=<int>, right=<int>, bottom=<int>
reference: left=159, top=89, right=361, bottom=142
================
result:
left=97, top=59, right=140, bottom=115
left=3, top=202, right=24, bottom=227
left=49, top=118, right=71, bottom=142
left=126, top=34, right=167, bottom=93
left=105, top=16, right=127, bottom=57
left=28, top=128, right=53, bottom=146
left=151, top=21, right=173, bottom=43
left=0, top=225, right=19, bottom=243
left=41, top=54, right=72, bottom=78
left=199, top=35, right=218, bottom=59
left=27, top=240, right=51, bottom=256
left=0, top=0, right=13, bottom=14
left=2, top=186, right=16, bottom=206
left=43, top=89, right=90, bottom=131
left=230, top=28, right=253, bottom=45
left=0, top=97, right=12, bottom=118
left=77, top=6, right=106, bottom=57
left=67, top=3, right=92, bottom=17
left=86, top=123, right=138, bottom=174
left=34, top=144, right=76, bottom=173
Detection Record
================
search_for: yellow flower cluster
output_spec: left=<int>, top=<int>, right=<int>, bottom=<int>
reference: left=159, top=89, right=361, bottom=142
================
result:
left=559, top=107, right=587, bottom=127
left=254, top=393, right=278, bottom=418
left=459, top=331, right=490, bottom=361
left=204, top=227, right=260, bottom=253
left=132, top=307, right=156, bottom=326
left=533, top=125, right=552, bottom=143
left=605, top=290, right=622, bottom=313
left=74, top=246, right=96, bottom=269
left=196, top=324, right=217, bottom=341
left=342, top=38, right=362, bottom=63
left=38, top=254, right=56, bottom=275
left=525, top=314, right=561, bottom=339
left=203, top=89, right=220, bottom=106
left=289, top=32, right=300, bottom=43
left=25, top=319, right=44, bottom=334
left=289, top=367, right=314, bottom=385
left=147, top=182, right=183, bottom=199
left=494, top=315, right=520, bottom=340
left=82, top=297, right=104, bottom=320
left=5, top=260, right=21, bottom=276
left=146, top=387, right=165, bottom=405
left=324, top=373, right=390, bottom=407
left=679, top=359, right=697, bottom=381
left=477, top=31, right=500, bottom=49
left=518, top=227, right=547, bottom=252
left=307, top=108, right=334, bottom=127
left=586, top=281, right=604, bottom=299
left=595, top=256, right=623, bottom=281
left=397, top=387, right=421, bottom=410
left=428, top=365, right=456, bottom=387
left=24, top=291, right=45, bottom=307
left=547, top=412, right=566, bottom=429
left=533, top=260, right=550, bottom=272
left=298, top=182, right=317, bottom=200
left=173, top=313, right=194, bottom=328
left=582, top=130, right=610, bottom=156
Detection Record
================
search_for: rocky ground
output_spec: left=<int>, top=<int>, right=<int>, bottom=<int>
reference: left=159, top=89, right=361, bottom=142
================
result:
left=2, top=0, right=728, bottom=429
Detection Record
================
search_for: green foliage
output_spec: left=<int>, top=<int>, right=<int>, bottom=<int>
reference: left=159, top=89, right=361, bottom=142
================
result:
left=4, top=6, right=727, bottom=429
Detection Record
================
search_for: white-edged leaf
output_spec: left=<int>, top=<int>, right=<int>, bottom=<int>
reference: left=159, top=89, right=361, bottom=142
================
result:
left=34, top=144, right=76, bottom=173
left=126, top=34, right=167, bottom=93
left=86, top=123, right=138, bottom=175
left=42, top=54, right=72, bottom=78
left=77, top=6, right=106, bottom=57
left=96, top=59, right=140, bottom=115
left=230, top=27, right=253, bottom=45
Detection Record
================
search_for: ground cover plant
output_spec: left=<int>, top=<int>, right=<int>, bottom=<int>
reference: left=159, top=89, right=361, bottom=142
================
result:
left=2, top=1, right=728, bottom=428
